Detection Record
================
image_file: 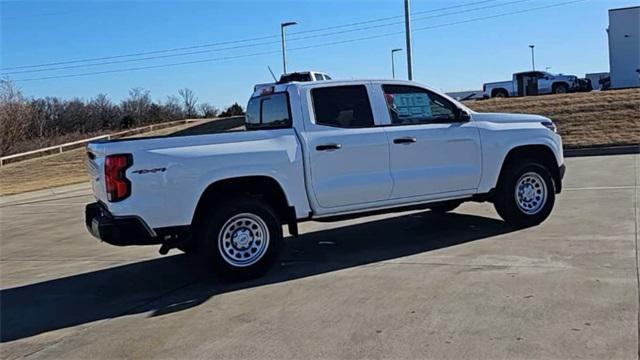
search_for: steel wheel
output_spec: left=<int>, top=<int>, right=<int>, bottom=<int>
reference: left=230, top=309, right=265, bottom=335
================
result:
left=217, top=213, right=270, bottom=267
left=514, top=172, right=548, bottom=215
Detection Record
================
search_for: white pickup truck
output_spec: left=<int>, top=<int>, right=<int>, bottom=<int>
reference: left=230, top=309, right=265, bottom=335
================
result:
left=483, top=71, right=589, bottom=98
left=86, top=79, right=565, bottom=279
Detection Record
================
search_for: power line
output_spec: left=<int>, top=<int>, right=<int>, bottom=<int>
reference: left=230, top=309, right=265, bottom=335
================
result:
left=12, top=50, right=282, bottom=82
left=1, top=0, right=501, bottom=71
left=13, top=0, right=588, bottom=82
left=413, top=0, right=587, bottom=32
left=287, top=0, right=500, bottom=35
left=2, top=0, right=533, bottom=76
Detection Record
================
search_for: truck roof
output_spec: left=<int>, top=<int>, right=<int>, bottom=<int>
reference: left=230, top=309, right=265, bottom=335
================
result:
left=252, top=78, right=441, bottom=98
left=250, top=79, right=466, bottom=110
left=291, top=78, right=447, bottom=94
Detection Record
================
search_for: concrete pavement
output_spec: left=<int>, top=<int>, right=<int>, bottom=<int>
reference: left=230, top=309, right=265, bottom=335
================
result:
left=0, top=154, right=638, bottom=359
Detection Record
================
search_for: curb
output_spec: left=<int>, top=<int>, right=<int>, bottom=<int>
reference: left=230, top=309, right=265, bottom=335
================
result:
left=564, top=145, right=640, bottom=158
left=0, top=182, right=91, bottom=206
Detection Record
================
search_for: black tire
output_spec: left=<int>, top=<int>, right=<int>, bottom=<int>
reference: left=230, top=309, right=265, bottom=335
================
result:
left=429, top=201, right=461, bottom=213
left=493, top=162, right=555, bottom=228
left=196, top=197, right=283, bottom=280
left=553, top=83, right=568, bottom=94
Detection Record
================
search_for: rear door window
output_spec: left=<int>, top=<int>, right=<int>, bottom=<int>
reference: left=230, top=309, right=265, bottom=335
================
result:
left=311, top=85, right=374, bottom=128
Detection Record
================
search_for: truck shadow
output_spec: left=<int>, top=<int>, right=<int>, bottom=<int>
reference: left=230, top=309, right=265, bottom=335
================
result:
left=1, top=211, right=514, bottom=343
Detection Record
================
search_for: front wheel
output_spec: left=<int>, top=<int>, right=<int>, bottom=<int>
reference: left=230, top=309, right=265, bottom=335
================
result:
left=493, top=162, right=555, bottom=227
left=197, top=197, right=283, bottom=280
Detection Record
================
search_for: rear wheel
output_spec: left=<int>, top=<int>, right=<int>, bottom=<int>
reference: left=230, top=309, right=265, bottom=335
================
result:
left=197, top=197, right=283, bottom=280
left=493, top=162, right=555, bottom=227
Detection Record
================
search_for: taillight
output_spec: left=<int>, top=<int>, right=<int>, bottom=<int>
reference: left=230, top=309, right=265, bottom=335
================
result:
left=105, top=154, right=132, bottom=202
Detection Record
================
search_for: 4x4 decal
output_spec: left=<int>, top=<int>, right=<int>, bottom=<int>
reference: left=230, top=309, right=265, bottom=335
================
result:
left=132, top=167, right=166, bottom=175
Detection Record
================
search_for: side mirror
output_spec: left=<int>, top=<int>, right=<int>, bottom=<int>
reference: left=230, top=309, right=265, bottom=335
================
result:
left=457, top=109, right=471, bottom=122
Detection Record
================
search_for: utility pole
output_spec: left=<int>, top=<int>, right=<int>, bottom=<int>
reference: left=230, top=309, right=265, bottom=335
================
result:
left=281, top=21, right=297, bottom=75
left=529, top=44, right=535, bottom=71
left=404, top=0, right=413, bottom=80
left=391, top=48, right=402, bottom=79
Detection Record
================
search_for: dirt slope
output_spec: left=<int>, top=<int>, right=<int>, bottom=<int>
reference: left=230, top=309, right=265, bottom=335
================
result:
left=464, top=88, right=640, bottom=148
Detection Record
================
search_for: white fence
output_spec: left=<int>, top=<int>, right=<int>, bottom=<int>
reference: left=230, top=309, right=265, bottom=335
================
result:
left=0, top=118, right=201, bottom=167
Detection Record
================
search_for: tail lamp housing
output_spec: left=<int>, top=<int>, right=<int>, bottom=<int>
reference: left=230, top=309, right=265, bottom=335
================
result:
left=105, top=154, right=132, bottom=202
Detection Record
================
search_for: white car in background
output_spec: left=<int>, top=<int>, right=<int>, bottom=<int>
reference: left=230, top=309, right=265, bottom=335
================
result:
left=483, top=71, right=591, bottom=98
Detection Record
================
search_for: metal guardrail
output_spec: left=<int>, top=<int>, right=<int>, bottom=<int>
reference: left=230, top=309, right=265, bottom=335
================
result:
left=0, top=118, right=201, bottom=167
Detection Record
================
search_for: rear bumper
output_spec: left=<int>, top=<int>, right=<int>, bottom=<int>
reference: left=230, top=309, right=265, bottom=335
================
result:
left=85, top=202, right=161, bottom=246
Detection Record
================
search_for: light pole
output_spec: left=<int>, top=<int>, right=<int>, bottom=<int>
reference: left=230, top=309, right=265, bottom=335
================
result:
left=391, top=48, right=402, bottom=79
left=281, top=21, right=297, bottom=75
left=529, top=44, right=535, bottom=71
left=404, top=0, right=413, bottom=80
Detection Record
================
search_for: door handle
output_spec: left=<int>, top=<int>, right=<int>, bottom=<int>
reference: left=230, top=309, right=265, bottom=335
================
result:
left=393, top=137, right=417, bottom=144
left=316, top=143, right=342, bottom=151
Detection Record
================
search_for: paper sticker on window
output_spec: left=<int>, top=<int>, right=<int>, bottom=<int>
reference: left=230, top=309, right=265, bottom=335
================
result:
left=390, top=93, right=432, bottom=119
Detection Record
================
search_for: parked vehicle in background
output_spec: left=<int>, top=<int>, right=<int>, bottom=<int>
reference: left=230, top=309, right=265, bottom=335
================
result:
left=254, top=71, right=332, bottom=92
left=483, top=71, right=591, bottom=98
left=279, top=71, right=332, bottom=82
left=86, top=79, right=565, bottom=280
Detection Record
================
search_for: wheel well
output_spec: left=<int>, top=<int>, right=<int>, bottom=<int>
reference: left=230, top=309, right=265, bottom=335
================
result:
left=498, top=145, right=561, bottom=193
left=192, top=176, right=294, bottom=229
left=492, top=88, right=508, bottom=97
left=552, top=82, right=569, bottom=91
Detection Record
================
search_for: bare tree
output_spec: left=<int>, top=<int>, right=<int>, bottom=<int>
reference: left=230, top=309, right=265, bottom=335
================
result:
left=161, top=96, right=184, bottom=120
left=88, top=94, right=120, bottom=129
left=0, top=83, right=230, bottom=156
left=121, top=88, right=152, bottom=127
left=29, top=98, right=51, bottom=138
left=0, top=80, right=32, bottom=156
left=178, top=88, right=198, bottom=118
left=198, top=102, right=219, bottom=118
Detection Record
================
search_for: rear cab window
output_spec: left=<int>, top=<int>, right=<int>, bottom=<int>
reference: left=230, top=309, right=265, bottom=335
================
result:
left=245, top=92, right=292, bottom=130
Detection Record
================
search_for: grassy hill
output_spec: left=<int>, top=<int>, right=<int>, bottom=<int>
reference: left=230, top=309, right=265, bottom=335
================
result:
left=464, top=88, right=640, bottom=148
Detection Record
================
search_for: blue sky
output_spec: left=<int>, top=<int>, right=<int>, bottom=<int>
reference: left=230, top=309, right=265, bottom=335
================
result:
left=1, top=0, right=637, bottom=108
